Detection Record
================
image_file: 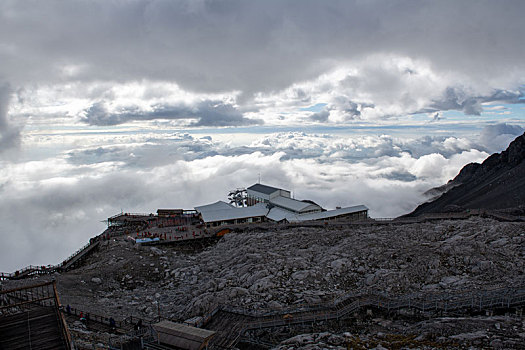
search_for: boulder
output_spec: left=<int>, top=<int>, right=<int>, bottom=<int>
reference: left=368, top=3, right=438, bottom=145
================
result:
left=291, top=270, right=310, bottom=280
left=91, top=277, right=102, bottom=284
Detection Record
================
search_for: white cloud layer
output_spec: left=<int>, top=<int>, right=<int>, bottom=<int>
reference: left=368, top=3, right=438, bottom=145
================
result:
left=4, top=124, right=520, bottom=271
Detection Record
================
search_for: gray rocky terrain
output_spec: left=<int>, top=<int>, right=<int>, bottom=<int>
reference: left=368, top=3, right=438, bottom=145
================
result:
left=4, top=216, right=525, bottom=348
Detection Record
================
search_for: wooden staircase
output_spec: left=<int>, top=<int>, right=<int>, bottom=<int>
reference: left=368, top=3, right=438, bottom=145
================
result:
left=0, top=306, right=68, bottom=349
left=0, top=281, right=71, bottom=350
left=200, top=283, right=525, bottom=348
left=60, top=241, right=99, bottom=271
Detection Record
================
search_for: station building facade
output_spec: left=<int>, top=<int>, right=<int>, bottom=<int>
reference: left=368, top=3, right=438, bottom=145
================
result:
left=196, top=183, right=368, bottom=228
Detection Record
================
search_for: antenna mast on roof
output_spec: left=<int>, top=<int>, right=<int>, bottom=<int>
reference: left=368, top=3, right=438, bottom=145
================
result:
left=258, top=173, right=261, bottom=184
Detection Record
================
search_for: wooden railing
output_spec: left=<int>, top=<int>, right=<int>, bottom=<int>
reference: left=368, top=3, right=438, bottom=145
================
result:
left=0, top=230, right=109, bottom=280
left=239, top=284, right=525, bottom=332
left=0, top=280, right=73, bottom=349
left=201, top=283, right=525, bottom=349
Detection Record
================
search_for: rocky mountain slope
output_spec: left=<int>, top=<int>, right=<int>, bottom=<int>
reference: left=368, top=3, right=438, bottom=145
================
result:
left=4, top=217, right=525, bottom=348
left=408, top=132, right=525, bottom=216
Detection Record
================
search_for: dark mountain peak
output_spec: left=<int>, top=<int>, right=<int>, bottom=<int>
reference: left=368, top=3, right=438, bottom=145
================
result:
left=449, top=162, right=480, bottom=186
left=406, top=132, right=525, bottom=217
left=504, top=132, right=525, bottom=166
left=451, top=132, right=525, bottom=185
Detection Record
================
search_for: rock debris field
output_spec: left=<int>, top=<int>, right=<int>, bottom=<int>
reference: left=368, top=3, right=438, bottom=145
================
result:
left=5, top=216, right=525, bottom=348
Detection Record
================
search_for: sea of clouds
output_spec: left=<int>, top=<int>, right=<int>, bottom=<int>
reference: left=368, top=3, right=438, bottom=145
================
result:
left=0, top=124, right=523, bottom=271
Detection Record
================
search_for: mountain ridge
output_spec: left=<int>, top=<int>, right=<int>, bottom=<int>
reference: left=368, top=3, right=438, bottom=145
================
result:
left=407, top=132, right=525, bottom=216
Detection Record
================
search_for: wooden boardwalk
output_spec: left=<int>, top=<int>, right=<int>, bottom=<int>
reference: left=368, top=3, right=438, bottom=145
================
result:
left=0, top=307, right=68, bottom=350
left=0, top=281, right=72, bottom=350
left=0, top=239, right=100, bottom=280
left=204, top=309, right=254, bottom=349
left=60, top=241, right=100, bottom=271
left=201, top=283, right=525, bottom=348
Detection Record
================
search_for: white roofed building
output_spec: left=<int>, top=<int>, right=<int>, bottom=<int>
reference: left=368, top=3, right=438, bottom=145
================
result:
left=269, top=204, right=368, bottom=223
left=247, top=183, right=322, bottom=214
left=195, top=183, right=368, bottom=227
left=246, top=183, right=291, bottom=206
left=269, top=196, right=322, bottom=214
left=195, top=202, right=268, bottom=228
left=194, top=201, right=234, bottom=213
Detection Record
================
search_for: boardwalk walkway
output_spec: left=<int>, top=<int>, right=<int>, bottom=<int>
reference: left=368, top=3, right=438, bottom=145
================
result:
left=0, top=241, right=100, bottom=281
left=202, top=283, right=525, bottom=348
left=0, top=281, right=72, bottom=350
left=12, top=282, right=520, bottom=349
left=60, top=241, right=100, bottom=271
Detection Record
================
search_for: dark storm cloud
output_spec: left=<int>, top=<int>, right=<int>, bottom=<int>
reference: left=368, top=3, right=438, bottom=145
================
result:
left=419, top=88, right=524, bottom=116
left=190, top=101, right=263, bottom=126
left=431, top=87, right=483, bottom=116
left=82, top=100, right=262, bottom=127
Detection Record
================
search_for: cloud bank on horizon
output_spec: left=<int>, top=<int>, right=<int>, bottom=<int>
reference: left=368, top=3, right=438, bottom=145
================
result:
left=0, top=0, right=524, bottom=271
left=1, top=126, right=523, bottom=271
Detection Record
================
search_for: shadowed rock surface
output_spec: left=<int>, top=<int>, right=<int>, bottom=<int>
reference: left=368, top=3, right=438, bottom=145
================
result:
left=408, top=132, right=525, bottom=216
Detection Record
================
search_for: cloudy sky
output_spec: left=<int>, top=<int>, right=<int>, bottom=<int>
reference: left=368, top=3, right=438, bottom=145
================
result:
left=1, top=0, right=524, bottom=271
